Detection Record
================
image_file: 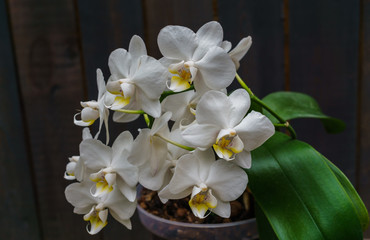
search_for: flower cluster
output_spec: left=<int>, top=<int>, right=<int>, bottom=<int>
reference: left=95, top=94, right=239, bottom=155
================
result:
left=64, top=21, right=274, bottom=234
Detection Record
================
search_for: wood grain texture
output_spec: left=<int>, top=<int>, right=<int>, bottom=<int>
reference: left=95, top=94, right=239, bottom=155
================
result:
left=217, top=0, right=286, bottom=96
left=142, top=0, right=214, bottom=59
left=288, top=0, right=360, bottom=183
left=0, top=1, right=41, bottom=239
left=358, top=0, right=370, bottom=237
left=6, top=0, right=100, bottom=239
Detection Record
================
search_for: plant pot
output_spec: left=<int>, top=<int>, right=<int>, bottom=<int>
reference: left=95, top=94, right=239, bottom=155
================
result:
left=137, top=200, right=259, bottom=240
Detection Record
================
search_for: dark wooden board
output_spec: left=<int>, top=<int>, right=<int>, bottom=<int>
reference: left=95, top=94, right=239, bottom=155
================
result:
left=289, top=0, right=360, bottom=183
left=217, top=0, right=286, bottom=96
left=142, top=0, right=214, bottom=59
left=359, top=0, right=370, bottom=237
left=0, top=1, right=41, bottom=239
left=6, top=0, right=101, bottom=239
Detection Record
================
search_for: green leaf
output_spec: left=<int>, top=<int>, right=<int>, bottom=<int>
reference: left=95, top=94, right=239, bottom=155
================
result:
left=261, top=91, right=345, bottom=133
left=324, top=158, right=369, bottom=231
left=247, top=132, right=365, bottom=240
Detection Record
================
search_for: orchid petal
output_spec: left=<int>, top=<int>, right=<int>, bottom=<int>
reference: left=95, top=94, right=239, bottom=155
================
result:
left=181, top=122, right=219, bottom=149
left=80, top=139, right=111, bottom=169
left=127, top=129, right=151, bottom=166
left=195, top=90, right=230, bottom=127
left=228, top=89, right=251, bottom=126
left=212, top=199, right=231, bottom=218
left=195, top=46, right=235, bottom=90
left=74, top=114, right=93, bottom=127
left=108, top=48, right=131, bottom=77
left=161, top=90, right=195, bottom=122
left=132, top=55, right=167, bottom=99
left=233, top=149, right=252, bottom=169
left=221, top=40, right=232, bottom=52
left=206, top=159, right=248, bottom=201
left=234, top=110, right=275, bottom=151
left=128, top=35, right=147, bottom=63
left=157, top=25, right=198, bottom=60
left=158, top=185, right=192, bottom=203
left=139, top=159, right=172, bottom=191
left=196, top=21, right=223, bottom=48
left=65, top=182, right=95, bottom=210
left=151, top=111, right=172, bottom=135
left=116, top=177, right=137, bottom=202
left=229, top=36, right=252, bottom=69
left=167, top=153, right=201, bottom=194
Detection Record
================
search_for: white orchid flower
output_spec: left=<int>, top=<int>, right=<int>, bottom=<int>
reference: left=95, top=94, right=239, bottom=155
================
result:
left=158, top=21, right=236, bottom=93
left=74, top=69, right=110, bottom=142
left=105, top=35, right=167, bottom=118
left=65, top=181, right=136, bottom=234
left=158, top=149, right=248, bottom=218
left=161, top=90, right=200, bottom=127
left=181, top=89, right=275, bottom=168
left=80, top=131, right=138, bottom=201
left=64, top=128, right=93, bottom=181
left=127, top=112, right=172, bottom=191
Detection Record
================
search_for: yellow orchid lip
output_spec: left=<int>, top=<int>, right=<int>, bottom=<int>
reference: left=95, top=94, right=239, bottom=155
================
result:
left=168, top=64, right=193, bottom=92
left=213, top=130, right=244, bottom=160
left=188, top=186, right=217, bottom=219
left=90, top=169, right=116, bottom=197
left=83, top=206, right=108, bottom=235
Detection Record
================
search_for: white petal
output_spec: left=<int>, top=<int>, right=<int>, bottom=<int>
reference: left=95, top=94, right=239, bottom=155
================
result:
left=234, top=111, right=275, bottom=151
left=127, top=129, right=151, bottom=166
left=132, top=55, right=167, bottom=99
left=128, top=35, right=147, bottom=63
left=96, top=69, right=106, bottom=100
left=161, top=90, right=195, bottom=122
left=229, top=36, right=252, bottom=63
left=228, top=89, right=251, bottom=127
left=149, top=137, right=168, bottom=175
left=157, top=25, right=198, bottom=60
left=167, top=152, right=201, bottom=194
left=150, top=111, right=172, bottom=135
left=139, top=159, right=172, bottom=191
left=195, top=90, right=231, bottom=127
left=112, top=100, right=141, bottom=123
left=138, top=92, right=162, bottom=118
left=206, top=159, right=248, bottom=201
left=80, top=139, right=111, bottom=170
left=112, top=131, right=133, bottom=161
left=74, top=113, right=93, bottom=127
left=108, top=48, right=132, bottom=77
left=196, top=21, right=223, bottom=48
left=195, top=46, right=236, bottom=90
left=158, top=184, right=192, bottom=203
left=233, top=149, right=252, bottom=169
left=181, top=122, right=219, bottom=149
left=212, top=199, right=231, bottom=218
left=116, top=177, right=137, bottom=202
left=221, top=40, right=232, bottom=52
left=82, top=127, right=93, bottom=140
left=105, top=189, right=136, bottom=227
left=65, top=182, right=95, bottom=210
left=110, top=212, right=132, bottom=230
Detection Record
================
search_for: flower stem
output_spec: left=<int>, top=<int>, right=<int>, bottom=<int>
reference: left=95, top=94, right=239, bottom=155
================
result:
left=114, top=109, right=146, bottom=114
left=155, top=134, right=195, bottom=151
left=236, top=73, right=297, bottom=139
left=160, top=85, right=195, bottom=102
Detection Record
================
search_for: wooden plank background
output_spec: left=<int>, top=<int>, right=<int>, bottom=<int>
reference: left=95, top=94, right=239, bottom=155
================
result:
left=1, top=0, right=369, bottom=239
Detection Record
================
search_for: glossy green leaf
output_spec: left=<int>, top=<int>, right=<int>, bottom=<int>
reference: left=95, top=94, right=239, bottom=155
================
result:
left=261, top=91, right=345, bottom=133
left=247, top=132, right=364, bottom=240
left=324, top=157, right=369, bottom=231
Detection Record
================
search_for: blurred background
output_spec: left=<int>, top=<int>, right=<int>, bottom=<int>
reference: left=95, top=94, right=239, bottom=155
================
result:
left=1, top=0, right=369, bottom=239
